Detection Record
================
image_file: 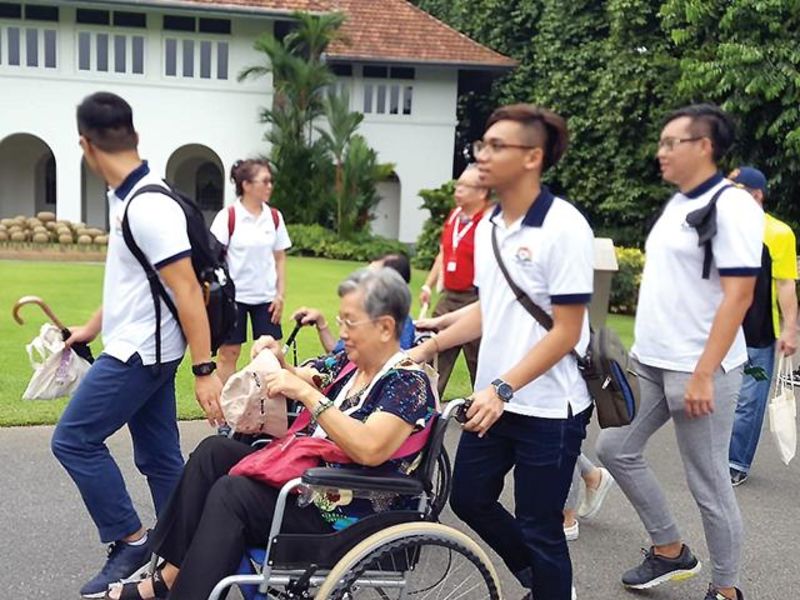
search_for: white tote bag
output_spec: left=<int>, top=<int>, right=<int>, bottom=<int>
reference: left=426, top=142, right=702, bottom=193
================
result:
left=22, top=324, right=91, bottom=400
left=770, top=355, right=797, bottom=465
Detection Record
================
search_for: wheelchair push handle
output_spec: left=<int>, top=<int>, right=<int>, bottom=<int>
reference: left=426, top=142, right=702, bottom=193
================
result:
left=443, top=397, right=472, bottom=424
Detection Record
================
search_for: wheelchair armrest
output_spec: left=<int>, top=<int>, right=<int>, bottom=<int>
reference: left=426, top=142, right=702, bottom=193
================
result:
left=302, top=467, right=424, bottom=495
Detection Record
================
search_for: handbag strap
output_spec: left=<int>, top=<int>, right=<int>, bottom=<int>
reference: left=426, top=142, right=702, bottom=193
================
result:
left=289, top=360, right=358, bottom=433
left=490, top=223, right=584, bottom=365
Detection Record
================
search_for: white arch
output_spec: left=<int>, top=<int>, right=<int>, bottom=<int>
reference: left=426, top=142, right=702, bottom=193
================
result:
left=166, top=144, right=225, bottom=224
left=0, top=133, right=56, bottom=218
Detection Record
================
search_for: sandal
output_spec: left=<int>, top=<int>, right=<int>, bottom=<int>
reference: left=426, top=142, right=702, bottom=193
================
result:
left=104, top=568, right=170, bottom=600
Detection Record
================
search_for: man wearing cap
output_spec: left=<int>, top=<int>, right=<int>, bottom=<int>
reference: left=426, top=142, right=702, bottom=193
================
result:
left=728, top=166, right=798, bottom=486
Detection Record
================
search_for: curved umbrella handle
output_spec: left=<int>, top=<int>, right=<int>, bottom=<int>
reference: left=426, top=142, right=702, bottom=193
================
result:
left=12, top=295, right=67, bottom=330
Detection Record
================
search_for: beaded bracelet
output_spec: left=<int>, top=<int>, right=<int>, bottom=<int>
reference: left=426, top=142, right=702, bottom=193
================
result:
left=312, top=397, right=334, bottom=420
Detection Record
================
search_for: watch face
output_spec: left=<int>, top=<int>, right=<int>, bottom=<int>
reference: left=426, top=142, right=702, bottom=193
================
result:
left=492, top=379, right=513, bottom=402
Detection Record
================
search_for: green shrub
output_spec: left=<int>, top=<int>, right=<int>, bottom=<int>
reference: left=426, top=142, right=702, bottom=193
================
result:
left=609, top=246, right=645, bottom=315
left=286, top=224, right=407, bottom=262
left=412, top=180, right=456, bottom=270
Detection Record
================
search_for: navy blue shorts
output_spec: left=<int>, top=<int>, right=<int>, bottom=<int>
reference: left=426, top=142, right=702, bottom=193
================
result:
left=225, top=302, right=282, bottom=345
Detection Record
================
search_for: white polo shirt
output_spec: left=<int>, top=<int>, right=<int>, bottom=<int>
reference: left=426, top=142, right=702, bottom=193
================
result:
left=632, top=174, right=764, bottom=373
left=102, top=162, right=191, bottom=365
left=210, top=201, right=292, bottom=305
left=473, top=187, right=594, bottom=419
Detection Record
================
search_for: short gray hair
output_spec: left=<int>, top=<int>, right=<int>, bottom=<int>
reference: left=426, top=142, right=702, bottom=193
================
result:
left=337, top=268, right=411, bottom=339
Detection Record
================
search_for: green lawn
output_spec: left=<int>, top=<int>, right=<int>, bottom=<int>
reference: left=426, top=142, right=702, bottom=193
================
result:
left=0, top=258, right=634, bottom=426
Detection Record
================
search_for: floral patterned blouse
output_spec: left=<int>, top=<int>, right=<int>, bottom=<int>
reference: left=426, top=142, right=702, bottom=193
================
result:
left=303, top=350, right=437, bottom=530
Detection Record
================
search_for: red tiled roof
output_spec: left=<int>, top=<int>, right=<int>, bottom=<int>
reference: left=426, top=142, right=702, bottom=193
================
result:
left=164, top=0, right=516, bottom=68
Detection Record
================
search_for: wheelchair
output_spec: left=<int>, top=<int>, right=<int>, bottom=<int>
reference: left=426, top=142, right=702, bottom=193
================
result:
left=208, top=398, right=501, bottom=600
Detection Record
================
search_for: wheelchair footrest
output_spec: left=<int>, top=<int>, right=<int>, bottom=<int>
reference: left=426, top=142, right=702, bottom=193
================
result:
left=268, top=510, right=427, bottom=569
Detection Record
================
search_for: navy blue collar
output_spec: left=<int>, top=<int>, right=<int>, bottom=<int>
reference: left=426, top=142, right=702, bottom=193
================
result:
left=684, top=172, right=723, bottom=199
left=491, top=185, right=555, bottom=228
left=114, top=160, right=150, bottom=200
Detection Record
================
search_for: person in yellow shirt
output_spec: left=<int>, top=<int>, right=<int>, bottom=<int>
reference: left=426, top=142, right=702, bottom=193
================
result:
left=728, top=166, right=798, bottom=486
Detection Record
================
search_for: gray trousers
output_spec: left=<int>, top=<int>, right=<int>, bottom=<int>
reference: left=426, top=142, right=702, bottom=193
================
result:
left=595, top=359, right=744, bottom=588
left=564, top=454, right=595, bottom=511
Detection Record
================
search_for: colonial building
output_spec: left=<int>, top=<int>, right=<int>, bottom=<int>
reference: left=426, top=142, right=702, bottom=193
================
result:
left=0, top=0, right=513, bottom=242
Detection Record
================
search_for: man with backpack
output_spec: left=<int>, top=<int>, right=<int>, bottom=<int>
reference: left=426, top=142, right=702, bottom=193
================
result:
left=52, top=91, right=223, bottom=598
left=596, top=105, right=762, bottom=600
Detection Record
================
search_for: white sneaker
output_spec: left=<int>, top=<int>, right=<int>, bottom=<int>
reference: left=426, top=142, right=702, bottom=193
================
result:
left=572, top=586, right=577, bottom=600
left=577, top=467, right=615, bottom=520
left=563, top=520, right=579, bottom=541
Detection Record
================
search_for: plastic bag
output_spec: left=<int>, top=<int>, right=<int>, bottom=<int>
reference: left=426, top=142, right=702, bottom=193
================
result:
left=770, top=355, right=797, bottom=465
left=23, top=324, right=91, bottom=400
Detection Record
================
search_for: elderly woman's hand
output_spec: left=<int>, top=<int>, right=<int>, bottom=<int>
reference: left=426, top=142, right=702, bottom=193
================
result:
left=250, top=335, right=287, bottom=367
left=263, top=369, right=319, bottom=406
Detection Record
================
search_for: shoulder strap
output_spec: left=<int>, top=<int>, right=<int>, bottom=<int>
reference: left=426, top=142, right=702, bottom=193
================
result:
left=122, top=184, right=182, bottom=365
left=490, top=223, right=584, bottom=364
left=227, top=204, right=236, bottom=243
left=685, top=183, right=733, bottom=279
left=271, top=206, right=280, bottom=229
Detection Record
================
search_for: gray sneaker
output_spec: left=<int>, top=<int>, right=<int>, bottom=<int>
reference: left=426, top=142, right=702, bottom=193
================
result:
left=622, top=545, right=702, bottom=589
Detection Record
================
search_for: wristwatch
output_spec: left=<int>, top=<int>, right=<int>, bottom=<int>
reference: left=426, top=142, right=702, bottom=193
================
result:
left=192, top=361, right=217, bottom=377
left=491, top=378, right=514, bottom=402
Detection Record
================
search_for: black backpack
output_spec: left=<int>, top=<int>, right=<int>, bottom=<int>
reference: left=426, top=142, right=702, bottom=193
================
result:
left=122, top=182, right=238, bottom=364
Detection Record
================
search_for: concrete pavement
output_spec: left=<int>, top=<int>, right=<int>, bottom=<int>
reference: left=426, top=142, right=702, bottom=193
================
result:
left=1, top=416, right=797, bottom=599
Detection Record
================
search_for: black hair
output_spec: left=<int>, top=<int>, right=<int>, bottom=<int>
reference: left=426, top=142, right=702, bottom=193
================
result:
left=485, top=104, right=569, bottom=170
left=230, top=159, right=272, bottom=196
left=76, top=92, right=138, bottom=153
left=379, top=253, right=411, bottom=284
left=664, top=103, right=736, bottom=163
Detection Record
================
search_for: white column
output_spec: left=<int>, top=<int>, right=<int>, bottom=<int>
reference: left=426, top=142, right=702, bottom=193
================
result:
left=53, top=143, right=83, bottom=223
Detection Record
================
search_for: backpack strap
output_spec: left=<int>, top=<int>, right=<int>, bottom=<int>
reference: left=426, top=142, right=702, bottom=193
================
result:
left=271, top=206, right=280, bottom=230
left=227, top=204, right=236, bottom=244
left=685, top=184, right=733, bottom=279
left=490, top=223, right=587, bottom=366
left=121, top=183, right=182, bottom=366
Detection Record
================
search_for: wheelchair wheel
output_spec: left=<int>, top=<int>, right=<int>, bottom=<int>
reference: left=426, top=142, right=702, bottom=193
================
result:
left=427, top=447, right=451, bottom=520
left=315, top=522, right=501, bottom=599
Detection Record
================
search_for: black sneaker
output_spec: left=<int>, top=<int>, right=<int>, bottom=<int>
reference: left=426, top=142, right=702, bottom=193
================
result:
left=621, top=545, right=702, bottom=589
left=730, top=468, right=748, bottom=487
left=79, top=534, right=152, bottom=598
left=704, top=584, right=744, bottom=599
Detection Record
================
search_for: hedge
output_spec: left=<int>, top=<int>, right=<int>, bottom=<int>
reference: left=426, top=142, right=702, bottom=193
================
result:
left=609, top=247, right=645, bottom=315
left=286, top=224, right=409, bottom=262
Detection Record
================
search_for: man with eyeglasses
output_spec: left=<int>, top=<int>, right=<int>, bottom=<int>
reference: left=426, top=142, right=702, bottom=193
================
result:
left=726, top=166, right=797, bottom=487
left=419, top=165, right=491, bottom=396
left=596, top=104, right=762, bottom=600
left=411, top=104, right=593, bottom=600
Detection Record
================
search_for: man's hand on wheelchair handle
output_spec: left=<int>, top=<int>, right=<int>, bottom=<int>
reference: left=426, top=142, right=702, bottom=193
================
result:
left=463, top=386, right=504, bottom=437
left=195, top=372, right=224, bottom=426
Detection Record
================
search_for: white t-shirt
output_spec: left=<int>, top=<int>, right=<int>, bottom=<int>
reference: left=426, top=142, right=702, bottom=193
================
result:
left=102, top=162, right=191, bottom=365
left=632, top=174, right=764, bottom=373
left=473, top=187, right=594, bottom=419
left=210, top=201, right=292, bottom=305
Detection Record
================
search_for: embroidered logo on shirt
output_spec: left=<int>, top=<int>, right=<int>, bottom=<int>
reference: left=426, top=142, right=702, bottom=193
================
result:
left=514, top=246, right=532, bottom=263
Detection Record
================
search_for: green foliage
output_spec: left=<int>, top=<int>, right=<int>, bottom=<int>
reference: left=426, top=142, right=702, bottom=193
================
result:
left=413, top=0, right=800, bottom=246
left=659, top=0, right=800, bottom=233
left=286, top=224, right=408, bottom=261
left=609, top=246, right=645, bottom=314
left=411, top=180, right=456, bottom=269
left=241, top=11, right=392, bottom=237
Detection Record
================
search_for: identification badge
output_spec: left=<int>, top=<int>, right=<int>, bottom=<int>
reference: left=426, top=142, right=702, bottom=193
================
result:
left=446, top=260, right=457, bottom=272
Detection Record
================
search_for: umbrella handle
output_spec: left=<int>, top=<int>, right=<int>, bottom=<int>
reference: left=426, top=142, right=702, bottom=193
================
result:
left=12, top=295, right=67, bottom=330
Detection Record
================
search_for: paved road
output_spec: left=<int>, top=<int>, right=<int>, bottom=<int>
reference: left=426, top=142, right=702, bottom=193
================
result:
left=1, top=416, right=797, bottom=599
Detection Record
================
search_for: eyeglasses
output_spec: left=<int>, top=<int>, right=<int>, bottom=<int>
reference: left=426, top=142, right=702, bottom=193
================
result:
left=335, top=315, right=375, bottom=330
left=471, top=139, right=539, bottom=157
left=657, top=137, right=704, bottom=152
left=252, top=178, right=273, bottom=186
left=454, top=182, right=486, bottom=192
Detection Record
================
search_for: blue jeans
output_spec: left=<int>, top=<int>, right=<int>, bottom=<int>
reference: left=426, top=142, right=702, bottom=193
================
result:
left=729, top=344, right=776, bottom=474
left=51, top=353, right=184, bottom=542
left=450, top=408, right=589, bottom=600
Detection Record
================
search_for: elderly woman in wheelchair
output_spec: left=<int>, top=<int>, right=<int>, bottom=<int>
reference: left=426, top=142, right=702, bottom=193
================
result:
left=107, top=268, right=499, bottom=600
